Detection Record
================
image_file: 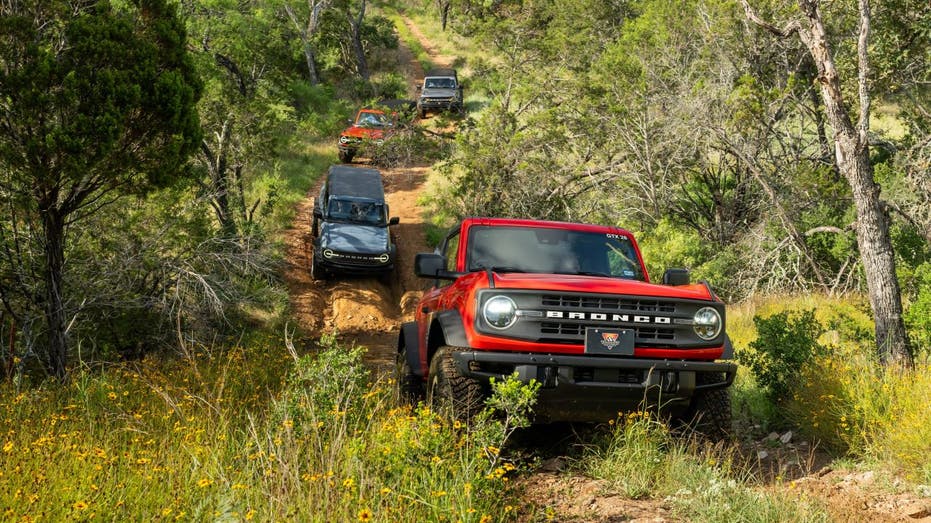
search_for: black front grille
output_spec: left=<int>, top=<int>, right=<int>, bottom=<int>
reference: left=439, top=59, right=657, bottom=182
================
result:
left=476, top=289, right=722, bottom=348
left=326, top=252, right=388, bottom=266
left=541, top=322, right=675, bottom=341
left=541, top=294, right=676, bottom=313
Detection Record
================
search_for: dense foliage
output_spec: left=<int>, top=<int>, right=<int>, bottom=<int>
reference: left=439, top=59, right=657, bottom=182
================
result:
left=0, top=0, right=411, bottom=379
left=423, top=0, right=931, bottom=334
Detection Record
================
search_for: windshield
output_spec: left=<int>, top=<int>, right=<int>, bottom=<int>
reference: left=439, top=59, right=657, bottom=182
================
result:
left=424, top=77, right=456, bottom=89
left=354, top=111, right=390, bottom=128
left=327, top=197, right=386, bottom=226
left=466, top=225, right=645, bottom=280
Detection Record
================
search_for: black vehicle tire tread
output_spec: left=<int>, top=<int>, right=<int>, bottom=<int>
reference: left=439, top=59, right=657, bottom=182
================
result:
left=428, top=346, right=484, bottom=421
left=311, top=252, right=328, bottom=281
left=338, top=150, right=353, bottom=163
left=397, top=346, right=425, bottom=406
left=682, top=373, right=732, bottom=440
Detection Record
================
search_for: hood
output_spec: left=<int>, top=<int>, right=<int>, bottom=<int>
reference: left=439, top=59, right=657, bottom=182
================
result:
left=488, top=272, right=716, bottom=301
left=320, top=222, right=389, bottom=254
left=341, top=126, right=386, bottom=139
left=421, top=88, right=459, bottom=98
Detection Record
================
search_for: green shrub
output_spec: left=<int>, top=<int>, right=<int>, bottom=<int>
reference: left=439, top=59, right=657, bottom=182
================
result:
left=905, top=262, right=931, bottom=353
left=739, top=310, right=826, bottom=403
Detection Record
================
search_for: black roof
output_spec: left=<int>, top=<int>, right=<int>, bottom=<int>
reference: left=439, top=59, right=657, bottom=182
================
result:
left=326, top=165, right=385, bottom=200
left=424, top=68, right=457, bottom=78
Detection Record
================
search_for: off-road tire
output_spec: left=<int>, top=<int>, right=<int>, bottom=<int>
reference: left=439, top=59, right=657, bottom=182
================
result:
left=681, top=373, right=732, bottom=440
left=427, top=346, right=484, bottom=422
left=397, top=346, right=425, bottom=406
left=419, top=107, right=427, bottom=119
left=338, top=150, right=353, bottom=163
left=311, top=252, right=328, bottom=281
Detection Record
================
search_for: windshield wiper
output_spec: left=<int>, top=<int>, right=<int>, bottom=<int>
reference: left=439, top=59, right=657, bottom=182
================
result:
left=556, top=270, right=611, bottom=277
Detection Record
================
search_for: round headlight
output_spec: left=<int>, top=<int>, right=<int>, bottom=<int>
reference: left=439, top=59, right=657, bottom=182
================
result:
left=693, top=307, right=722, bottom=340
left=483, top=296, right=517, bottom=330
left=323, top=249, right=335, bottom=259
left=378, top=253, right=390, bottom=263
left=338, top=136, right=349, bottom=144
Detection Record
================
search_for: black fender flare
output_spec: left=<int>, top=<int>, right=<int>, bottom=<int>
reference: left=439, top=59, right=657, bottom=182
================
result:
left=399, top=321, right=423, bottom=376
left=435, top=310, right=469, bottom=348
left=721, top=334, right=735, bottom=360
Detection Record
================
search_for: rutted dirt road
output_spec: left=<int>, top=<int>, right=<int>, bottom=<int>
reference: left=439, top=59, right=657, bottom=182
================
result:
left=282, top=17, right=447, bottom=375
left=281, top=15, right=931, bottom=523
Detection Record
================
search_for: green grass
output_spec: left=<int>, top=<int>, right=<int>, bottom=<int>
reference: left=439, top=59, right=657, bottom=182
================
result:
left=0, top=336, right=523, bottom=521
left=582, top=414, right=830, bottom=522
left=728, top=294, right=931, bottom=483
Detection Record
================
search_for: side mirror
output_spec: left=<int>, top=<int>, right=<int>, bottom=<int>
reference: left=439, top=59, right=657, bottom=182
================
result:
left=416, top=83, right=422, bottom=90
left=663, top=268, right=690, bottom=286
left=312, top=198, right=322, bottom=217
left=415, top=253, right=457, bottom=280
left=388, top=217, right=400, bottom=226
left=346, top=118, right=353, bottom=125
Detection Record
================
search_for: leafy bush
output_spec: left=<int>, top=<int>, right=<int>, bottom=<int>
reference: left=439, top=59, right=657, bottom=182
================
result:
left=739, top=310, right=826, bottom=404
left=904, top=262, right=931, bottom=353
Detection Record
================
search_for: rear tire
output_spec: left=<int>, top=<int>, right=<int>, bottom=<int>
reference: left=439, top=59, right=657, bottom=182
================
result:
left=397, top=346, right=425, bottom=406
left=427, top=346, right=485, bottom=422
left=681, top=373, right=732, bottom=440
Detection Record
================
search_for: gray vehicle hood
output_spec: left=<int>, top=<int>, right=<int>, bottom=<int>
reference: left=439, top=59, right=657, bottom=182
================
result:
left=421, top=87, right=459, bottom=99
left=320, top=222, right=389, bottom=254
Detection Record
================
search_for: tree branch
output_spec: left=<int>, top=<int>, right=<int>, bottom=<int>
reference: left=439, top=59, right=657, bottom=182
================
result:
left=857, top=0, right=871, bottom=140
left=740, top=0, right=801, bottom=37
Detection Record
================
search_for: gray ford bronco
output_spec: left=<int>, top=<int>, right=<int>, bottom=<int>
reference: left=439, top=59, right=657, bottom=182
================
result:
left=416, top=68, right=464, bottom=118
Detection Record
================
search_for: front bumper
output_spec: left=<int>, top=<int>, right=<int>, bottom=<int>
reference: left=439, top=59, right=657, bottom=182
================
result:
left=418, top=99, right=461, bottom=111
left=315, top=248, right=394, bottom=275
left=452, top=351, right=736, bottom=422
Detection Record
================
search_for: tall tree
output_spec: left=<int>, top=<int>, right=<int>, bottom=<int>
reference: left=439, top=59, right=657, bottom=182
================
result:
left=0, top=0, right=201, bottom=377
left=280, top=0, right=332, bottom=85
left=742, top=0, right=913, bottom=366
left=344, top=0, right=369, bottom=81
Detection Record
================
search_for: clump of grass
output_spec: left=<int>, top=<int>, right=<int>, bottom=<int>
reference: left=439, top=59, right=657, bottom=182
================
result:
left=582, top=412, right=830, bottom=522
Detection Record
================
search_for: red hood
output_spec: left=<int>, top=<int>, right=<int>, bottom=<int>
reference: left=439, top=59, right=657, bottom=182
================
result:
left=488, top=272, right=716, bottom=301
left=341, top=126, right=386, bottom=139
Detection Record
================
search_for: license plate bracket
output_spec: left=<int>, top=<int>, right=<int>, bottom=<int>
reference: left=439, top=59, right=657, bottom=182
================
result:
left=584, top=327, right=635, bottom=356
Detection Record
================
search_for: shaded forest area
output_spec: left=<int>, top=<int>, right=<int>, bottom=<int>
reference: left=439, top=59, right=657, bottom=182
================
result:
left=0, top=0, right=417, bottom=379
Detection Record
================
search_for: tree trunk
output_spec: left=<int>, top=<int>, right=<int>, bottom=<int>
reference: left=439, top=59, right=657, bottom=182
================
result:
left=348, top=0, right=369, bottom=81
left=438, top=0, right=450, bottom=31
left=201, top=119, right=237, bottom=236
left=797, top=0, right=912, bottom=365
left=41, top=208, right=68, bottom=379
left=302, top=44, right=320, bottom=85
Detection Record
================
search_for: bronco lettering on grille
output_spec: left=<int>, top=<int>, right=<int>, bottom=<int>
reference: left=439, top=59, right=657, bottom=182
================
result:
left=545, top=310, right=672, bottom=324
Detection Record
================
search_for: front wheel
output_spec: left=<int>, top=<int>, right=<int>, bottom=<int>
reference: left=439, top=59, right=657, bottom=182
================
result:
left=311, top=252, right=328, bottom=281
left=338, top=150, right=354, bottom=163
left=427, top=346, right=485, bottom=422
left=680, top=373, right=732, bottom=440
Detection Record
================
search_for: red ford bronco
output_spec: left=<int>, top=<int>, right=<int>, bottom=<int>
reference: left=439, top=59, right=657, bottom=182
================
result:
left=397, top=218, right=736, bottom=434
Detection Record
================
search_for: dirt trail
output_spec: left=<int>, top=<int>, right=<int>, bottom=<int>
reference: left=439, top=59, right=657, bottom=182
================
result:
left=282, top=18, right=433, bottom=376
left=282, top=15, right=931, bottom=523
